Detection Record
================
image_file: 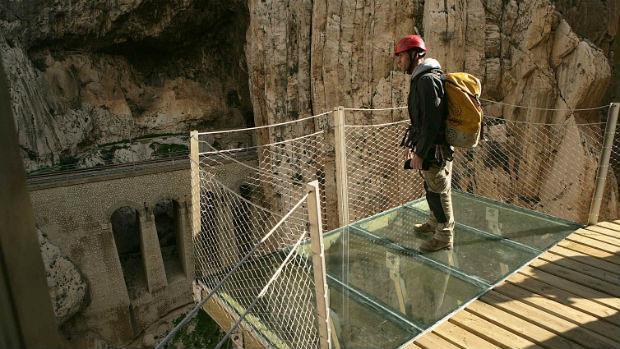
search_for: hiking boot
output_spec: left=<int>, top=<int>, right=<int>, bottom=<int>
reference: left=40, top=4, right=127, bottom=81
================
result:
left=412, top=222, right=435, bottom=239
left=419, top=238, right=452, bottom=252
left=413, top=222, right=435, bottom=233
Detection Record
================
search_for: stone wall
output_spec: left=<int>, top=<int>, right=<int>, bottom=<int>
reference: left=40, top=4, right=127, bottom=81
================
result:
left=29, top=167, right=194, bottom=347
left=28, top=156, right=259, bottom=347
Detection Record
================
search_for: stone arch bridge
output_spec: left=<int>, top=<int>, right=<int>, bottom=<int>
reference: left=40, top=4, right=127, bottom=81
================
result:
left=28, top=159, right=201, bottom=346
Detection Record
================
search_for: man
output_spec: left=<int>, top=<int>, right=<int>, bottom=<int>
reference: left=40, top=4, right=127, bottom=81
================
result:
left=395, top=34, right=454, bottom=252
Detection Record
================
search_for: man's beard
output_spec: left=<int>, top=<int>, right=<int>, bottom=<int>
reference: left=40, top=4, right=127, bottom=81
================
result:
left=408, top=61, right=417, bottom=75
left=407, top=52, right=419, bottom=74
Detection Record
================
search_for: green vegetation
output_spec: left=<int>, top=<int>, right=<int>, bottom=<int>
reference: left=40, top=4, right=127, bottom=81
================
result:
left=168, top=310, right=231, bottom=349
left=95, top=132, right=187, bottom=149
left=135, top=132, right=188, bottom=141
left=25, top=133, right=190, bottom=175
left=100, top=144, right=127, bottom=162
left=58, top=154, right=78, bottom=167
left=151, top=142, right=189, bottom=157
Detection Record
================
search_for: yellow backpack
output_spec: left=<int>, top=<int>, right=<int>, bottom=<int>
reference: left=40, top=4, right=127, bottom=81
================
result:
left=443, top=73, right=483, bottom=148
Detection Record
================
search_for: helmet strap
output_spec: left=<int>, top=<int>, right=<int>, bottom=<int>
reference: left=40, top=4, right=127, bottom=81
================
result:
left=407, top=50, right=419, bottom=74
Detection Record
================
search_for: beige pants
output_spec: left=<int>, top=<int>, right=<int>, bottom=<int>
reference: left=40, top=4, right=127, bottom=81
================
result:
left=421, top=161, right=454, bottom=242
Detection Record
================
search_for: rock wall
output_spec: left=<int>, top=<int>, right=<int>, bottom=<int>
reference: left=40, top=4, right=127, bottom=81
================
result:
left=38, top=227, right=88, bottom=325
left=423, top=0, right=616, bottom=221
left=246, top=0, right=619, bottom=222
left=553, top=0, right=620, bottom=102
left=0, top=0, right=253, bottom=173
left=247, top=0, right=617, bottom=124
left=246, top=0, right=424, bottom=133
left=3, top=0, right=617, bottom=216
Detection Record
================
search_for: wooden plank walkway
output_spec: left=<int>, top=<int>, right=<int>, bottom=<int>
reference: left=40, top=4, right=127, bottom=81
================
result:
left=409, top=220, right=620, bottom=349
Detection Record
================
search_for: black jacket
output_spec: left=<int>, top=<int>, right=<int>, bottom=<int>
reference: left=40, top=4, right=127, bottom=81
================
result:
left=401, top=59, right=452, bottom=165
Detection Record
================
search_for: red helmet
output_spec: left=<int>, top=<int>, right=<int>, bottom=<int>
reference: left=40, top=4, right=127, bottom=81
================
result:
left=394, top=35, right=426, bottom=55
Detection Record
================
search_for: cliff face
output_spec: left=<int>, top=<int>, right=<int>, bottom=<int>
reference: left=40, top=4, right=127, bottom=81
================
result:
left=2, top=1, right=617, bottom=179
left=245, top=0, right=619, bottom=222
left=423, top=0, right=616, bottom=221
left=38, top=228, right=87, bottom=325
left=247, top=0, right=419, bottom=130
left=1, top=0, right=252, bottom=172
left=246, top=0, right=617, bottom=125
left=2, top=0, right=616, bottom=176
left=553, top=0, right=620, bottom=103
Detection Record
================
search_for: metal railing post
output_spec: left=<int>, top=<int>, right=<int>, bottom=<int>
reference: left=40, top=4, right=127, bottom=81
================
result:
left=306, top=180, right=331, bottom=349
left=333, top=106, right=350, bottom=342
left=190, top=130, right=202, bottom=236
left=334, top=106, right=349, bottom=226
left=588, top=102, right=619, bottom=225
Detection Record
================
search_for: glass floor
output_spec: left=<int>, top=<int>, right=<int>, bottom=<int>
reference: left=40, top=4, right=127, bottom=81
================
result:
left=322, top=190, right=581, bottom=349
left=209, top=190, right=582, bottom=349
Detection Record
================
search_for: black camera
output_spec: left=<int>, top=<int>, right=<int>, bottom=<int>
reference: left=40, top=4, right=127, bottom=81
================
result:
left=403, top=159, right=414, bottom=170
left=403, top=158, right=430, bottom=170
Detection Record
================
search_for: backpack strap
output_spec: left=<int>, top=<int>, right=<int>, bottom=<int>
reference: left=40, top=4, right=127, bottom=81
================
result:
left=442, top=75, right=482, bottom=106
left=412, top=68, right=443, bottom=84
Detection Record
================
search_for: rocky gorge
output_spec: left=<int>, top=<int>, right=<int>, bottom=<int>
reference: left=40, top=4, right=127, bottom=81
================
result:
left=1, top=0, right=619, bottom=347
left=1, top=0, right=253, bottom=173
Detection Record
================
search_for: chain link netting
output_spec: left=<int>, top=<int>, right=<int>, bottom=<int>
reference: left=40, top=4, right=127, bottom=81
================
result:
left=197, top=125, right=331, bottom=231
left=186, top=103, right=617, bottom=348
left=192, top=121, right=331, bottom=348
left=454, top=111, right=614, bottom=224
left=342, top=107, right=618, bottom=225
left=195, top=190, right=318, bottom=349
left=343, top=109, right=425, bottom=223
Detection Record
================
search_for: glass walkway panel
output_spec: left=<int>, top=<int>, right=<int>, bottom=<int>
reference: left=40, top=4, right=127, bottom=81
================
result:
left=324, top=190, right=581, bottom=348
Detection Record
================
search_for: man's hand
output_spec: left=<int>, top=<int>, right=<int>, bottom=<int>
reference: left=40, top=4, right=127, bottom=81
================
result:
left=407, top=149, right=424, bottom=170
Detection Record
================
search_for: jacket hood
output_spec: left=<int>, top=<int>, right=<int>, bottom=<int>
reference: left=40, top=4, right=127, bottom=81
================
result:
left=411, top=58, right=442, bottom=80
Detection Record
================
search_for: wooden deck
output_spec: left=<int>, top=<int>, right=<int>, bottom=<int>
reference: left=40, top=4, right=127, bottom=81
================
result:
left=409, top=220, right=620, bottom=349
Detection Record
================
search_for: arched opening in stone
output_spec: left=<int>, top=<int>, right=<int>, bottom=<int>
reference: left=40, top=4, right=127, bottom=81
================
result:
left=153, top=199, right=184, bottom=281
left=111, top=206, right=147, bottom=299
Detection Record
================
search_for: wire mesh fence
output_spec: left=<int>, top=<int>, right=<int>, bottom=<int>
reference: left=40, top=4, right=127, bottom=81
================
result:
left=196, top=118, right=331, bottom=229
left=454, top=114, right=611, bottom=224
left=343, top=109, right=425, bottom=224
left=191, top=119, right=332, bottom=348
left=185, top=102, right=618, bottom=348
left=341, top=106, right=618, bottom=225
left=193, top=173, right=320, bottom=348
